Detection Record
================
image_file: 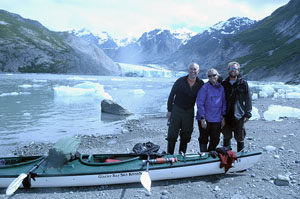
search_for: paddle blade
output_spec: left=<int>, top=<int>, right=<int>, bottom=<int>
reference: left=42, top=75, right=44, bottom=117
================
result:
left=140, top=171, right=151, bottom=192
left=6, top=173, right=27, bottom=196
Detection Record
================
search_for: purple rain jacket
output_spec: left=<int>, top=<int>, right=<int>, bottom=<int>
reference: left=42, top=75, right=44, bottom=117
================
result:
left=196, top=81, right=226, bottom=122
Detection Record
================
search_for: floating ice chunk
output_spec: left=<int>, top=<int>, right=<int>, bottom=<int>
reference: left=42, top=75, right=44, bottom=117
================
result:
left=67, top=76, right=97, bottom=81
left=67, top=76, right=85, bottom=80
left=0, top=92, right=30, bottom=97
left=32, top=84, right=43, bottom=88
left=131, top=89, right=145, bottom=96
left=111, top=78, right=126, bottom=81
left=32, top=79, right=47, bottom=83
left=277, top=88, right=285, bottom=94
left=18, top=84, right=32, bottom=88
left=74, top=82, right=112, bottom=100
left=23, top=113, right=31, bottom=117
left=19, top=92, right=31, bottom=95
left=259, top=91, right=268, bottom=98
left=262, top=86, right=275, bottom=95
left=0, top=92, right=19, bottom=97
left=263, top=105, right=300, bottom=121
left=54, top=86, right=94, bottom=97
left=273, top=93, right=279, bottom=99
left=285, top=92, right=300, bottom=99
left=273, top=92, right=285, bottom=99
left=53, top=81, right=112, bottom=103
left=250, top=106, right=260, bottom=120
left=252, top=93, right=258, bottom=100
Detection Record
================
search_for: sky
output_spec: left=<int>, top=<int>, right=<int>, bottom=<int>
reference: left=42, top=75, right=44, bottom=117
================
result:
left=0, top=0, right=290, bottom=39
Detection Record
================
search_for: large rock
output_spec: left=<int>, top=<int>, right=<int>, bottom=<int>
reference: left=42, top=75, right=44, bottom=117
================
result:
left=101, top=100, right=132, bottom=115
left=274, top=174, right=290, bottom=186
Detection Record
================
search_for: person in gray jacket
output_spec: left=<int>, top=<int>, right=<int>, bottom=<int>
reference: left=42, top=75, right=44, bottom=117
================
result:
left=222, top=62, right=252, bottom=152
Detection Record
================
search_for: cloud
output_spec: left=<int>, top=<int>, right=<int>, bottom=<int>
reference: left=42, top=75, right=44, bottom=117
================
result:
left=0, top=0, right=290, bottom=38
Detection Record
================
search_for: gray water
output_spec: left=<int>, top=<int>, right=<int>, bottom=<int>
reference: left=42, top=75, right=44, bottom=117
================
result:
left=0, top=73, right=175, bottom=153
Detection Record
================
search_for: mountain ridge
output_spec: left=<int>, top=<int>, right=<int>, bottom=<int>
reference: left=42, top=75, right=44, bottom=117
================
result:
left=227, top=0, right=300, bottom=82
left=1, top=0, right=300, bottom=83
left=164, top=17, right=257, bottom=74
left=0, top=10, right=121, bottom=75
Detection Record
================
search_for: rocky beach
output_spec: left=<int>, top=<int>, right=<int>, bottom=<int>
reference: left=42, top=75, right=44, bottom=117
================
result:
left=1, top=97, right=300, bottom=199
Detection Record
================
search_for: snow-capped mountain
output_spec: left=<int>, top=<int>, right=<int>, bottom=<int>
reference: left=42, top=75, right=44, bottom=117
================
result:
left=170, top=28, right=197, bottom=44
left=190, top=17, right=257, bottom=45
left=107, top=28, right=197, bottom=64
left=70, top=27, right=196, bottom=64
left=70, top=28, right=134, bottom=49
left=165, top=17, right=257, bottom=71
left=208, top=17, right=256, bottom=35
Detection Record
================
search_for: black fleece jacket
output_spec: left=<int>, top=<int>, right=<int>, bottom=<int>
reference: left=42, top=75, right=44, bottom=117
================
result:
left=167, top=75, right=204, bottom=112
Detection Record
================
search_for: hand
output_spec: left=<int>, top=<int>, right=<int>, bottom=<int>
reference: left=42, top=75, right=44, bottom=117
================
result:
left=244, top=117, right=249, bottom=123
left=201, top=119, right=207, bottom=129
left=166, top=112, right=171, bottom=120
left=221, top=117, right=225, bottom=129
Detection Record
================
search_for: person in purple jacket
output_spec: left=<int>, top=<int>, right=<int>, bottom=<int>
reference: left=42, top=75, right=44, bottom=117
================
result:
left=196, top=68, right=226, bottom=152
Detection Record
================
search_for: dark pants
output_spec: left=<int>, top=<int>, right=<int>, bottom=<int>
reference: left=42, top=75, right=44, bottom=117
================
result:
left=222, top=117, right=246, bottom=142
left=198, top=121, right=221, bottom=151
left=167, top=105, right=194, bottom=143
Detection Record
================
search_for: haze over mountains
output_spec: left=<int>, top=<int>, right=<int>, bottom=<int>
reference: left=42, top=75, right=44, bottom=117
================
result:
left=0, top=0, right=299, bottom=83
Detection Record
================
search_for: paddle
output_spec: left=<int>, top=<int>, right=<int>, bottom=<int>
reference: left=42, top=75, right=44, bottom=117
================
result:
left=140, top=155, right=151, bottom=193
left=6, top=157, right=47, bottom=196
left=6, top=136, right=80, bottom=196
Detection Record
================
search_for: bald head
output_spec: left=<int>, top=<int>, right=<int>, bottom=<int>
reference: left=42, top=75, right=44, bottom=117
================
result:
left=188, top=62, right=200, bottom=80
left=188, top=62, right=199, bottom=71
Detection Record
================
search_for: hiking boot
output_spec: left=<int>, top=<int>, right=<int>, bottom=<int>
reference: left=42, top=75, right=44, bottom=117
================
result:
left=179, top=142, right=187, bottom=154
left=199, top=143, right=208, bottom=152
left=167, top=141, right=176, bottom=155
left=223, top=139, right=231, bottom=148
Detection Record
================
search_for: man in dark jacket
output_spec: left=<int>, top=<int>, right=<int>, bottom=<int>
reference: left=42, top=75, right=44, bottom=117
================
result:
left=167, top=62, right=204, bottom=154
left=222, top=62, right=252, bottom=152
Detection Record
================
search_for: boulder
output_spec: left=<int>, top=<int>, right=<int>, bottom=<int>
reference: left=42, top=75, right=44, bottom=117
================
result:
left=101, top=100, right=132, bottom=115
left=274, top=174, right=290, bottom=186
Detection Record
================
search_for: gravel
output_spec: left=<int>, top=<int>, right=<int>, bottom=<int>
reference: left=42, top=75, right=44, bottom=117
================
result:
left=1, top=97, right=300, bottom=199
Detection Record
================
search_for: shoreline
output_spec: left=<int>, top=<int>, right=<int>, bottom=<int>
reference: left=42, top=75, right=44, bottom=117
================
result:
left=1, top=98, right=300, bottom=198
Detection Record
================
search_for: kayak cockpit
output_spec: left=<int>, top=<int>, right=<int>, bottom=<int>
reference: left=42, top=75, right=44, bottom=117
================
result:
left=0, top=156, right=43, bottom=168
left=80, top=154, right=140, bottom=165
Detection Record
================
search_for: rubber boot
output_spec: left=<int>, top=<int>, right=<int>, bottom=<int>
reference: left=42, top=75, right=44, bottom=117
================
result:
left=223, top=139, right=231, bottom=149
left=167, top=141, right=176, bottom=155
left=199, top=143, right=208, bottom=152
left=179, top=142, right=188, bottom=154
left=237, top=141, right=244, bottom=152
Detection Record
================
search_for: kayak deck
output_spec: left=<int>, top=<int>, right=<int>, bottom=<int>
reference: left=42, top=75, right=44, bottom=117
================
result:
left=0, top=151, right=262, bottom=188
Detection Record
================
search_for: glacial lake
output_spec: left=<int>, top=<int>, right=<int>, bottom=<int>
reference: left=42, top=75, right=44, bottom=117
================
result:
left=1, top=72, right=300, bottom=155
left=0, top=73, right=175, bottom=154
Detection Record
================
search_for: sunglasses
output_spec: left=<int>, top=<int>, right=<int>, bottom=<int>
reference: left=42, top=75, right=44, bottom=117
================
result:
left=229, top=67, right=239, bottom=71
left=208, top=74, right=217, bottom=77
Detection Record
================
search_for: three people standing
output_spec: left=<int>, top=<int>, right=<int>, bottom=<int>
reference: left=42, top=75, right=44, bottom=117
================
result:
left=166, top=61, right=252, bottom=154
left=166, top=62, right=204, bottom=154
